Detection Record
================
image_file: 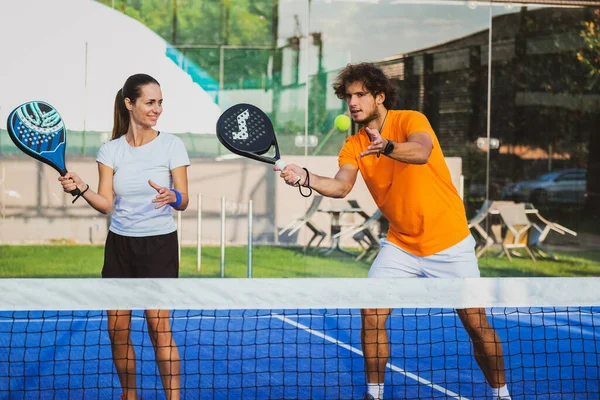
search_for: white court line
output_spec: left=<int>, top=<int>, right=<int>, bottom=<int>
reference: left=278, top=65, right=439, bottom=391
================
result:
left=3, top=310, right=598, bottom=324
left=3, top=315, right=276, bottom=323
left=501, top=314, right=599, bottom=338
left=274, top=314, right=469, bottom=400
left=4, top=312, right=598, bottom=339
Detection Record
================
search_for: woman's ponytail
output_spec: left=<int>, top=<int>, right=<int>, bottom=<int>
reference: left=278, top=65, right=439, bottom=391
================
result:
left=112, top=88, right=130, bottom=140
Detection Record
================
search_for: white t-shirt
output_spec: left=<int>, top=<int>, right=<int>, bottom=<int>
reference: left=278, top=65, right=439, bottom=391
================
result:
left=96, top=132, right=190, bottom=237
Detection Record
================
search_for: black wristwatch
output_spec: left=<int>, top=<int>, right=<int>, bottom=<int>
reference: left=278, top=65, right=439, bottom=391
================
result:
left=382, top=139, right=395, bottom=156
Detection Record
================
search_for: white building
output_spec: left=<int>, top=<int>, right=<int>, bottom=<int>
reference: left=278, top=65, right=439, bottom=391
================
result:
left=0, top=0, right=221, bottom=134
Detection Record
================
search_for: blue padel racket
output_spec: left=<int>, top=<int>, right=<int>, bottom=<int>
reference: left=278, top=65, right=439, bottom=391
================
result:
left=6, top=101, right=81, bottom=198
left=216, top=103, right=297, bottom=179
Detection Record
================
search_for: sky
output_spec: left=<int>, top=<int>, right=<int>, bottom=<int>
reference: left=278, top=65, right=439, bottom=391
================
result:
left=277, top=0, right=544, bottom=72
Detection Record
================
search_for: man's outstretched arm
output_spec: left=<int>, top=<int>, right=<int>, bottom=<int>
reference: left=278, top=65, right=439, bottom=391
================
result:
left=275, top=163, right=358, bottom=199
left=360, top=127, right=433, bottom=165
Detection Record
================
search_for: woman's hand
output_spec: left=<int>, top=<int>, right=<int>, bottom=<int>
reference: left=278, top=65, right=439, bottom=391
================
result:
left=149, top=179, right=176, bottom=209
left=58, top=172, right=86, bottom=193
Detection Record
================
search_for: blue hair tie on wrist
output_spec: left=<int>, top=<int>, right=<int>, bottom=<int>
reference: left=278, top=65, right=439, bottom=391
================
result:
left=169, top=189, right=182, bottom=208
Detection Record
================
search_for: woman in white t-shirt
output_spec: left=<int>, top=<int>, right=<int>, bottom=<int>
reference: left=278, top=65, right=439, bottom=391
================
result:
left=59, top=73, right=189, bottom=400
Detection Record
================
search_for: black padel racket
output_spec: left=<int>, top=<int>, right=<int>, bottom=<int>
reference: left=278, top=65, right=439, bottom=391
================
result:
left=6, top=101, right=81, bottom=198
left=216, top=103, right=295, bottom=173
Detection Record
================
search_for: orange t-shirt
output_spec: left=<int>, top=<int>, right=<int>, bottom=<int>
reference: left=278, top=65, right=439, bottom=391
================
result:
left=338, top=110, right=470, bottom=256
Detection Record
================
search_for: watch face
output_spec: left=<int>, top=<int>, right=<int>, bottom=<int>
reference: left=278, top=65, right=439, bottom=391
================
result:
left=384, top=140, right=394, bottom=155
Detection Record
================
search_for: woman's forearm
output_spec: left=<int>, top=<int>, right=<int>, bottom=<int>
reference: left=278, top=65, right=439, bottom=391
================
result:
left=76, top=183, right=113, bottom=214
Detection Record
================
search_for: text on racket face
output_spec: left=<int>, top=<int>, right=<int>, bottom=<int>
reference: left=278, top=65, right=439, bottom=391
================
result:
left=233, top=109, right=250, bottom=140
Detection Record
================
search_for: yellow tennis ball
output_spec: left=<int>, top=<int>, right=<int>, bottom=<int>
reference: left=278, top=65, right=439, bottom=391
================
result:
left=334, top=114, right=351, bottom=131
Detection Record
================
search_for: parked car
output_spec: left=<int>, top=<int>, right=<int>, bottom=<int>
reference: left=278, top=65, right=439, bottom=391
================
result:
left=501, top=168, right=587, bottom=206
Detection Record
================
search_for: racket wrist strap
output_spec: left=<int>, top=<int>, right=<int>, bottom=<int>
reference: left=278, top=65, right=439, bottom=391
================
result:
left=170, top=189, right=183, bottom=208
left=299, top=168, right=312, bottom=198
left=72, top=184, right=90, bottom=204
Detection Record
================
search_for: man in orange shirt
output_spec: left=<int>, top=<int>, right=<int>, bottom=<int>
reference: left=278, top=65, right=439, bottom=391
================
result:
left=276, top=63, right=511, bottom=400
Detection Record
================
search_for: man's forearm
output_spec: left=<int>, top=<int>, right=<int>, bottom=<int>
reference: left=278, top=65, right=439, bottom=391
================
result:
left=385, top=140, right=431, bottom=165
left=305, top=172, right=353, bottom=198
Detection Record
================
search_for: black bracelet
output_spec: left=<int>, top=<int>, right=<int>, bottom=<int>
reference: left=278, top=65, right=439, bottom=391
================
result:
left=298, top=167, right=313, bottom=198
left=72, top=184, right=90, bottom=204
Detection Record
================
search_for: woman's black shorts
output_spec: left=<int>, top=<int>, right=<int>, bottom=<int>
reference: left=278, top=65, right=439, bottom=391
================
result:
left=102, top=231, right=179, bottom=278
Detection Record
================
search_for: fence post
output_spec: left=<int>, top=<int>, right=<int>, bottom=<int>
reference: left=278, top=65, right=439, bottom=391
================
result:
left=247, top=199, right=253, bottom=278
left=196, top=193, right=202, bottom=272
left=220, top=196, right=226, bottom=278
left=177, top=210, right=182, bottom=261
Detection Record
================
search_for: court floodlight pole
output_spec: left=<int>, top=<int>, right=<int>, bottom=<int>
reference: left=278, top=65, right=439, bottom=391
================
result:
left=248, top=199, right=253, bottom=278
left=197, top=193, right=202, bottom=273
left=83, top=41, right=88, bottom=154
left=485, top=3, right=493, bottom=236
left=221, top=196, right=226, bottom=278
left=304, top=0, right=311, bottom=158
left=219, top=45, right=224, bottom=108
left=486, top=4, right=492, bottom=203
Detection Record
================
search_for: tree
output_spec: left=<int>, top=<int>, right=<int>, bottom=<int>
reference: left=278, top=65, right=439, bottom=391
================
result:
left=576, top=9, right=600, bottom=216
left=96, top=0, right=276, bottom=88
left=577, top=10, right=600, bottom=81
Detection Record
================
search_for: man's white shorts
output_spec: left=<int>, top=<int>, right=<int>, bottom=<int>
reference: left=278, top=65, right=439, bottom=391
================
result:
left=368, top=234, right=480, bottom=279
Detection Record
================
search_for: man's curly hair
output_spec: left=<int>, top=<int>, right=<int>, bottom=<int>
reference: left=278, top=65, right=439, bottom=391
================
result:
left=333, top=63, right=397, bottom=109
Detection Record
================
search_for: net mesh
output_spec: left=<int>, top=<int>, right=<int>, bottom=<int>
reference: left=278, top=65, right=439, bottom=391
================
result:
left=0, top=277, right=598, bottom=399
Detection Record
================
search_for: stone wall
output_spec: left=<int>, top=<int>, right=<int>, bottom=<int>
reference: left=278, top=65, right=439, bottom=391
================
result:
left=0, top=156, right=462, bottom=246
